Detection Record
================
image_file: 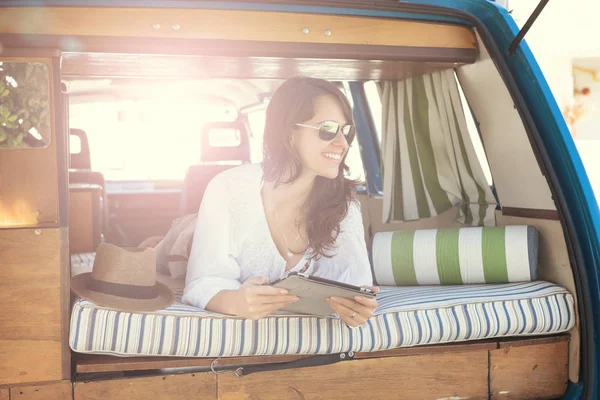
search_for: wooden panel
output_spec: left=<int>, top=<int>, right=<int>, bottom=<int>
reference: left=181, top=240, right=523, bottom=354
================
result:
left=9, top=380, right=72, bottom=400
left=490, top=340, right=569, bottom=399
left=60, top=53, right=465, bottom=81
left=353, top=340, right=498, bottom=359
left=218, top=352, right=489, bottom=400
left=0, top=8, right=476, bottom=50
left=74, top=373, right=216, bottom=400
left=496, top=334, right=568, bottom=349
left=0, top=388, right=9, bottom=400
left=0, top=341, right=63, bottom=386
left=76, top=354, right=312, bottom=374
left=75, top=340, right=498, bottom=374
left=60, top=228, right=72, bottom=381
left=502, top=207, right=559, bottom=220
left=0, top=229, right=64, bottom=385
left=0, top=58, right=58, bottom=229
left=496, top=212, right=579, bottom=382
left=69, top=191, right=95, bottom=254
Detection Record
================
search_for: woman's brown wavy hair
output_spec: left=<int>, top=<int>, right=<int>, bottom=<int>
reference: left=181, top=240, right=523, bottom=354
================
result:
left=261, top=76, right=360, bottom=259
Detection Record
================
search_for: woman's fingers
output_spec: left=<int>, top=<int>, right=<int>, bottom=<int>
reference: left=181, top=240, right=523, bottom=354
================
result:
left=329, top=296, right=373, bottom=318
left=354, top=295, right=378, bottom=311
left=327, top=299, right=366, bottom=327
left=257, top=294, right=299, bottom=305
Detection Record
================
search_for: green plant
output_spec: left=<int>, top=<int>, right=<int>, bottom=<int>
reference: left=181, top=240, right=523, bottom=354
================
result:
left=0, top=61, right=51, bottom=149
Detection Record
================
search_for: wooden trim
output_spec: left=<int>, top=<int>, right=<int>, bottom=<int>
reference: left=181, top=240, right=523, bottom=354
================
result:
left=0, top=48, right=61, bottom=57
left=0, top=7, right=476, bottom=50
left=352, top=340, right=497, bottom=359
left=1, top=34, right=477, bottom=64
left=75, top=335, right=565, bottom=375
left=75, top=354, right=313, bottom=374
left=60, top=228, right=71, bottom=380
left=9, top=380, right=72, bottom=400
left=502, top=207, right=560, bottom=220
left=496, top=334, right=569, bottom=349
left=58, top=51, right=468, bottom=81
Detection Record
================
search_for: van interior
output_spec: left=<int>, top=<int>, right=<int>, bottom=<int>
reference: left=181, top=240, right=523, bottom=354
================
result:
left=0, top=4, right=587, bottom=399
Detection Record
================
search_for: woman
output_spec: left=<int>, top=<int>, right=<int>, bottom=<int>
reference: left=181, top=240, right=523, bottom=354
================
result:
left=182, top=76, right=378, bottom=327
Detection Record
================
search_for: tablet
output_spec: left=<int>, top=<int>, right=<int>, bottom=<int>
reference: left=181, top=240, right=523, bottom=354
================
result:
left=270, top=272, right=376, bottom=316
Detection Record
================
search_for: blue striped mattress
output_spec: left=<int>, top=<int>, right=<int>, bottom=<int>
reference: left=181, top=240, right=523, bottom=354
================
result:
left=69, top=280, right=575, bottom=357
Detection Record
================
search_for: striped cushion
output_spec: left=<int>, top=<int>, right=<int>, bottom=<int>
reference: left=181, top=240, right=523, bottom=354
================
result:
left=372, top=226, right=538, bottom=286
left=69, top=281, right=573, bottom=357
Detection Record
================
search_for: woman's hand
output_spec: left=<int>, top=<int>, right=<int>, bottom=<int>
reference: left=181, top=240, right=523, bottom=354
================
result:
left=327, top=286, right=379, bottom=327
left=232, top=277, right=300, bottom=320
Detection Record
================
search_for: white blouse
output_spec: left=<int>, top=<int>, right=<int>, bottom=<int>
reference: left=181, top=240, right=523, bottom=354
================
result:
left=181, top=163, right=373, bottom=310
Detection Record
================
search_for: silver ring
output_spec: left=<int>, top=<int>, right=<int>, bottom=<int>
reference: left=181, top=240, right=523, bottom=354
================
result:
left=351, top=310, right=356, bottom=318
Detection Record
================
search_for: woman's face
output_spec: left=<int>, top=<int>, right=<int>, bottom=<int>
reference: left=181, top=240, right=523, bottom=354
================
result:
left=291, top=95, right=351, bottom=180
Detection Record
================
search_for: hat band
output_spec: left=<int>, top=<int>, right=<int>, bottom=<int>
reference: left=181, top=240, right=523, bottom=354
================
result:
left=87, top=278, right=159, bottom=299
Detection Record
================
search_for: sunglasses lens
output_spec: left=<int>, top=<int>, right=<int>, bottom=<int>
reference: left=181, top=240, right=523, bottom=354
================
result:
left=318, top=121, right=339, bottom=141
left=344, top=126, right=355, bottom=144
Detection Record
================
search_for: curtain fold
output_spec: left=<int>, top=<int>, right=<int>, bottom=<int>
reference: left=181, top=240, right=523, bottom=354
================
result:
left=378, top=70, right=497, bottom=226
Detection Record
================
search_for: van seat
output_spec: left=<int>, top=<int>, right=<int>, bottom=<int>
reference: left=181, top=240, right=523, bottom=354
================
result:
left=180, top=120, right=251, bottom=215
left=70, top=256, right=574, bottom=358
left=180, top=164, right=239, bottom=215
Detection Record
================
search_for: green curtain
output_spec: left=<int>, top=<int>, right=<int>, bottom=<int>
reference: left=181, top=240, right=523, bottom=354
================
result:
left=378, top=70, right=497, bottom=226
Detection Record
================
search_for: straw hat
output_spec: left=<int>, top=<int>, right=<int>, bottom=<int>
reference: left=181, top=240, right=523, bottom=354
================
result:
left=71, top=243, right=174, bottom=312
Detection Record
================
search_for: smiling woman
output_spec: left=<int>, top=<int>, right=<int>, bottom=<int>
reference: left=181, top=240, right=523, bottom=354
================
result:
left=182, top=76, right=377, bottom=326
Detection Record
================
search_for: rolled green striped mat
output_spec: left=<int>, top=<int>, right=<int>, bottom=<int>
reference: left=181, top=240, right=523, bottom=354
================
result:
left=371, top=226, right=538, bottom=286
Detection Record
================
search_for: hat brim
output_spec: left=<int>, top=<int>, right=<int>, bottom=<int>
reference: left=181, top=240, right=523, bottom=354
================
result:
left=71, top=272, right=175, bottom=312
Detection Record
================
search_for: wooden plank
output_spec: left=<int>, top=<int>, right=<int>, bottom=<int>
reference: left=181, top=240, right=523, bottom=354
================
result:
left=0, top=387, right=9, bottom=400
left=502, top=207, right=559, bottom=220
left=490, top=340, right=569, bottom=399
left=69, top=191, right=95, bottom=254
left=496, top=212, right=580, bottom=382
left=75, top=354, right=312, bottom=374
left=0, top=229, right=64, bottom=385
left=0, top=341, right=63, bottom=386
left=9, top=381, right=72, bottom=400
left=353, top=340, right=497, bottom=359
left=75, top=339, right=499, bottom=374
left=496, top=334, right=569, bottom=349
left=218, top=352, right=489, bottom=400
left=60, top=227, right=72, bottom=381
left=59, top=53, right=466, bottom=81
left=74, top=373, right=216, bottom=400
left=0, top=8, right=476, bottom=50
left=0, top=58, right=58, bottom=229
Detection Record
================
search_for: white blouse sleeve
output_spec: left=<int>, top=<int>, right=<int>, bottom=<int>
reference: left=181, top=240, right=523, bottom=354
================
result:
left=323, top=200, right=374, bottom=287
left=182, top=175, right=242, bottom=310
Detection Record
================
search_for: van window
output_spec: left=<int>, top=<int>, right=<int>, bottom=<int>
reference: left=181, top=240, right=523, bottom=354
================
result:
left=208, top=128, right=242, bottom=147
left=69, top=100, right=235, bottom=181
left=0, top=61, right=51, bottom=149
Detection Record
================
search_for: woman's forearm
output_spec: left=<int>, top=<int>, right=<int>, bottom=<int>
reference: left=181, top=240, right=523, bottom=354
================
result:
left=205, top=289, right=239, bottom=315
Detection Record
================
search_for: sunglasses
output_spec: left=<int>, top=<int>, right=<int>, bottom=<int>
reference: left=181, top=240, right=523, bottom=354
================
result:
left=295, top=120, right=355, bottom=144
